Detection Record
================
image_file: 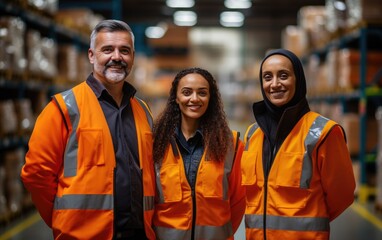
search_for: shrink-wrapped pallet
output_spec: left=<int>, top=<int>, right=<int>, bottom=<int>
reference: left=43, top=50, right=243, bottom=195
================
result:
left=4, top=148, right=25, bottom=215
left=0, top=100, right=18, bottom=137
left=0, top=17, right=27, bottom=75
left=298, top=6, right=330, bottom=49
left=281, top=25, right=308, bottom=58
left=57, top=44, right=79, bottom=84
left=346, top=0, right=382, bottom=28
left=0, top=166, right=9, bottom=222
left=14, top=99, right=35, bottom=136
left=26, top=30, right=57, bottom=79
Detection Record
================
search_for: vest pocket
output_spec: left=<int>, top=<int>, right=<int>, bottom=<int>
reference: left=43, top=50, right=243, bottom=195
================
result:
left=241, top=150, right=262, bottom=207
left=273, top=152, right=311, bottom=209
left=201, top=161, right=223, bottom=198
left=241, top=150, right=257, bottom=185
left=159, top=164, right=182, bottom=202
left=78, top=128, right=104, bottom=167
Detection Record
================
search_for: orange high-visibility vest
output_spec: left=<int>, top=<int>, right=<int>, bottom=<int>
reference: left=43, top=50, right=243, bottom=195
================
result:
left=21, top=82, right=156, bottom=240
left=242, top=112, right=355, bottom=240
left=153, top=131, right=246, bottom=240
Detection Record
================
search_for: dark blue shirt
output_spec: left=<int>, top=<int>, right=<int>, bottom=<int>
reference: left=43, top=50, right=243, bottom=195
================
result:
left=86, top=74, right=144, bottom=232
left=175, top=127, right=204, bottom=191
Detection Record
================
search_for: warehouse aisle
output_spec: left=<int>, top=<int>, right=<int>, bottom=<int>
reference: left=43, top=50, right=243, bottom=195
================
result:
left=0, top=200, right=381, bottom=240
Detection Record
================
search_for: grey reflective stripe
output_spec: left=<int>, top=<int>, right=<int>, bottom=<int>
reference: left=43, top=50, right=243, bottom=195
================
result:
left=155, top=226, right=191, bottom=240
left=135, top=97, right=153, bottom=130
left=54, top=194, right=113, bottom=210
left=61, top=89, right=80, bottom=177
left=144, top=195, right=154, bottom=211
left=156, top=222, right=233, bottom=240
left=245, top=123, right=259, bottom=151
left=300, top=115, right=329, bottom=189
left=245, top=214, right=263, bottom=229
left=223, top=143, right=235, bottom=200
left=155, top=162, right=165, bottom=204
left=245, top=214, right=329, bottom=232
left=195, top=221, right=233, bottom=239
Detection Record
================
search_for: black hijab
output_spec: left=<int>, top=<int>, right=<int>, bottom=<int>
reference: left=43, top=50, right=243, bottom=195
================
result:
left=259, top=49, right=307, bottom=121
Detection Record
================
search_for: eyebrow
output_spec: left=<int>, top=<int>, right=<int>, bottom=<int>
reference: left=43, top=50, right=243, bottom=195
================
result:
left=181, top=86, right=209, bottom=89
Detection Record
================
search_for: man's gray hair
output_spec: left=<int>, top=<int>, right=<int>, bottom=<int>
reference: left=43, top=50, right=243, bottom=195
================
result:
left=89, top=19, right=135, bottom=50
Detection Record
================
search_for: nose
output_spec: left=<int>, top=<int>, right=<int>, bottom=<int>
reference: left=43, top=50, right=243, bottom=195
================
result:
left=190, top=92, right=198, bottom=102
left=111, top=50, right=122, bottom=61
left=270, top=77, right=280, bottom=88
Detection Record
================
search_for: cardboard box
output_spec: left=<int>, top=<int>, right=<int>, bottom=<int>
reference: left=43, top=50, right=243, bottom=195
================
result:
left=340, top=113, right=378, bottom=155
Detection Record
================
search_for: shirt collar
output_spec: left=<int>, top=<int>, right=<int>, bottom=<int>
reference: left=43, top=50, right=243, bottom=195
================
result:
left=86, top=73, right=137, bottom=100
left=175, top=126, right=203, bottom=148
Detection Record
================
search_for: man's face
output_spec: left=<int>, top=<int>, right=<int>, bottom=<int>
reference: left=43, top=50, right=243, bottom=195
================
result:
left=88, top=30, right=135, bottom=85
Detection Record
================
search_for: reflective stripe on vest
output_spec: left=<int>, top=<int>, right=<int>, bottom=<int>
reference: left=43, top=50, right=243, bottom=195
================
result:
left=54, top=194, right=113, bottom=210
left=61, top=89, right=79, bottom=177
left=223, top=138, right=235, bottom=201
left=245, top=214, right=329, bottom=231
left=156, top=225, right=191, bottom=240
left=135, top=97, right=153, bottom=130
left=144, top=195, right=155, bottom=211
left=245, top=123, right=258, bottom=151
left=156, top=221, right=233, bottom=240
left=53, top=194, right=154, bottom=211
left=301, top=115, right=329, bottom=189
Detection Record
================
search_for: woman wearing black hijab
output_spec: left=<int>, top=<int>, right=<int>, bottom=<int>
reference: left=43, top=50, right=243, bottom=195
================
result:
left=241, top=49, right=355, bottom=240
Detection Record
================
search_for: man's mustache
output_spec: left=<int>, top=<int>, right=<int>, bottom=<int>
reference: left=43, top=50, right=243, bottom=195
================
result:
left=105, top=60, right=127, bottom=68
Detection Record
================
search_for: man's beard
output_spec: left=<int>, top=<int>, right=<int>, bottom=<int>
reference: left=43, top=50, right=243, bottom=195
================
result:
left=103, top=60, right=129, bottom=82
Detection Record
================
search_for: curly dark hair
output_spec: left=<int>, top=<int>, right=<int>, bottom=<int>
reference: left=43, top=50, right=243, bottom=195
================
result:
left=153, top=67, right=232, bottom=164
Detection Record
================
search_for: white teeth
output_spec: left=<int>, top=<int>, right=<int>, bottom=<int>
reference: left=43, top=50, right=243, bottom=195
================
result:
left=271, top=91, right=285, bottom=98
left=188, top=105, right=200, bottom=110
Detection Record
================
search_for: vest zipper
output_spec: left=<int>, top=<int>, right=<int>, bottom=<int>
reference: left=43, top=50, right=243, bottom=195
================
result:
left=191, top=190, right=196, bottom=240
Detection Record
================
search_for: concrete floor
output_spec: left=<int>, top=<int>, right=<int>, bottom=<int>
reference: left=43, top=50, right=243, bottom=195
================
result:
left=0, top=201, right=381, bottom=240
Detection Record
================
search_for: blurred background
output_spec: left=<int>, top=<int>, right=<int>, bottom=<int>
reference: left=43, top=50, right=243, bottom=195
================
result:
left=0, top=0, right=382, bottom=239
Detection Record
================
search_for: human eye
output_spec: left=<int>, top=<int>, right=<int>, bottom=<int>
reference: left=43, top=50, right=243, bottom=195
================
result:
left=280, top=72, right=289, bottom=80
left=198, top=90, right=208, bottom=97
left=120, top=47, right=130, bottom=55
left=182, top=89, right=192, bottom=96
left=263, top=73, right=272, bottom=81
left=102, top=47, right=113, bottom=54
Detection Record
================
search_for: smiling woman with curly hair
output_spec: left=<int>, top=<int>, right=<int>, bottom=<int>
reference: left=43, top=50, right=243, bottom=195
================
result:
left=152, top=67, right=246, bottom=240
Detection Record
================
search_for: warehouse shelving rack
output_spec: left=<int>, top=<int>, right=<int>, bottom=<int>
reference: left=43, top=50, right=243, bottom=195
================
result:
left=306, top=24, right=382, bottom=203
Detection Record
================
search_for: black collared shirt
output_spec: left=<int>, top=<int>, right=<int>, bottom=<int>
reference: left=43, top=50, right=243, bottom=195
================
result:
left=175, top=127, right=204, bottom=191
left=86, top=74, right=144, bottom=233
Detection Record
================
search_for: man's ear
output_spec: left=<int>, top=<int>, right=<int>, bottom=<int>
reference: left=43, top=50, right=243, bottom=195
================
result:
left=88, top=49, right=94, bottom=64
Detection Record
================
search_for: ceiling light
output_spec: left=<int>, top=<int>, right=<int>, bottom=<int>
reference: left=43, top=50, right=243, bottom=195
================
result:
left=145, top=23, right=168, bottom=39
left=166, top=0, right=195, bottom=8
left=220, top=11, right=244, bottom=27
left=334, top=1, right=346, bottom=11
left=224, top=0, right=252, bottom=9
left=174, top=11, right=197, bottom=26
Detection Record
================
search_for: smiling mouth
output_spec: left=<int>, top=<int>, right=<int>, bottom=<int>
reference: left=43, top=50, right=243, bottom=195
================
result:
left=187, top=105, right=201, bottom=110
left=270, top=91, right=286, bottom=98
left=108, top=65, right=125, bottom=70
